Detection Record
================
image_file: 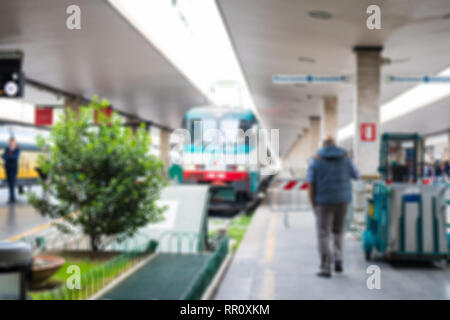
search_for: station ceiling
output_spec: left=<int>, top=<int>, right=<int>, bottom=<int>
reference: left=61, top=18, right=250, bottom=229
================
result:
left=0, top=0, right=449, bottom=155
left=218, top=0, right=450, bottom=152
left=0, top=0, right=207, bottom=129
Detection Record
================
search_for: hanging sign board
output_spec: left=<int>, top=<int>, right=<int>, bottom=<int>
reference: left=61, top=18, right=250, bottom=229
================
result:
left=35, top=107, right=53, bottom=126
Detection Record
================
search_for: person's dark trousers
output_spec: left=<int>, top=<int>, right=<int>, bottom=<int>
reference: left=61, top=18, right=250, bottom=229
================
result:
left=313, top=203, right=348, bottom=273
left=6, top=169, right=17, bottom=203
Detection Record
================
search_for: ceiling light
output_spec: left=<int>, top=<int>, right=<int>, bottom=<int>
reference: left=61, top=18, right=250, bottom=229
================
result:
left=308, top=10, right=332, bottom=20
left=108, top=0, right=258, bottom=113
left=337, top=122, right=354, bottom=141
left=425, top=133, right=448, bottom=146
left=298, top=56, right=316, bottom=64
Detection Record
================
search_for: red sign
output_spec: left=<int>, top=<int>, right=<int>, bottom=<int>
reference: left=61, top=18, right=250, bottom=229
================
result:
left=35, top=107, right=53, bottom=126
left=360, top=123, right=376, bottom=142
left=94, top=107, right=113, bottom=125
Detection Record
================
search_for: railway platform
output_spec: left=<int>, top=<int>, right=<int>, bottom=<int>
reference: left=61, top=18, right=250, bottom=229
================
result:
left=0, top=186, right=49, bottom=241
left=215, top=204, right=450, bottom=300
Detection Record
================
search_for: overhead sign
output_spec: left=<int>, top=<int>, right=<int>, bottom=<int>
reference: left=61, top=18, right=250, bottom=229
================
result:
left=35, top=107, right=53, bottom=126
left=360, top=123, right=376, bottom=142
left=386, top=75, right=450, bottom=83
left=273, top=74, right=351, bottom=84
left=273, top=74, right=450, bottom=85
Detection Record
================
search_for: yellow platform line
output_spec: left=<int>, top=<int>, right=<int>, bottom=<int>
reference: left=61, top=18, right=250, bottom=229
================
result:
left=6, top=211, right=78, bottom=242
left=260, top=268, right=275, bottom=300
left=264, top=210, right=277, bottom=263
left=7, top=222, right=53, bottom=242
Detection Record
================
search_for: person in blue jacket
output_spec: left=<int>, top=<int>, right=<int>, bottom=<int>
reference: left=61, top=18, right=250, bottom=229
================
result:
left=305, top=135, right=359, bottom=278
left=2, top=137, right=20, bottom=203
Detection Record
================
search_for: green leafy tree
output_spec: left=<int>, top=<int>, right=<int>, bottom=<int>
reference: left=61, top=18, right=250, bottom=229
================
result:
left=29, top=96, right=166, bottom=251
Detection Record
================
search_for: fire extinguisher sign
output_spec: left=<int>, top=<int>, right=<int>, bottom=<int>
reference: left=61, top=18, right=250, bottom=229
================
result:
left=360, top=123, right=376, bottom=142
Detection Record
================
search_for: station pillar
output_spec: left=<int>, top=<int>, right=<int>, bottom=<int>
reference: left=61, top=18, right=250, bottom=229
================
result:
left=283, top=134, right=302, bottom=168
left=64, top=96, right=82, bottom=114
left=125, top=115, right=140, bottom=132
left=283, top=135, right=301, bottom=163
left=301, top=128, right=310, bottom=165
left=447, top=130, right=450, bottom=161
left=322, top=96, right=338, bottom=140
left=160, top=129, right=171, bottom=173
left=353, top=46, right=383, bottom=178
left=282, top=128, right=310, bottom=177
left=309, top=116, right=320, bottom=158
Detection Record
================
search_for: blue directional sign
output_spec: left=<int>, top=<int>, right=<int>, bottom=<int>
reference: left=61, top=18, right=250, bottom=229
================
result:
left=273, top=74, right=450, bottom=85
left=387, top=75, right=450, bottom=83
left=273, top=74, right=350, bottom=84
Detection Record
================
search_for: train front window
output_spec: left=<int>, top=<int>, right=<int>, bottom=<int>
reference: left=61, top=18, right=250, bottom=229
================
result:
left=188, top=118, right=217, bottom=145
left=220, top=119, right=240, bottom=143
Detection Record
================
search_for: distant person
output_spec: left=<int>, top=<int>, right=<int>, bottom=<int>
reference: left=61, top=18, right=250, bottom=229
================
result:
left=305, top=135, right=359, bottom=278
left=424, top=163, right=433, bottom=178
left=2, top=137, right=20, bottom=203
left=434, top=160, right=443, bottom=180
left=445, top=161, right=450, bottom=177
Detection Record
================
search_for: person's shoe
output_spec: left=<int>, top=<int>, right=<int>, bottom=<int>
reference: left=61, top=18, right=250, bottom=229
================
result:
left=335, top=261, right=343, bottom=273
left=316, top=270, right=332, bottom=278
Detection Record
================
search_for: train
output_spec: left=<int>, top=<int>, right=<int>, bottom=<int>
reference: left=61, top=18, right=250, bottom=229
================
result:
left=0, top=125, right=48, bottom=190
left=174, top=106, right=270, bottom=214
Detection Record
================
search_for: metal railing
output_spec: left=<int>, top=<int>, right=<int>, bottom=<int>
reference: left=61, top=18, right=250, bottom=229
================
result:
left=182, top=236, right=229, bottom=300
left=31, top=239, right=158, bottom=300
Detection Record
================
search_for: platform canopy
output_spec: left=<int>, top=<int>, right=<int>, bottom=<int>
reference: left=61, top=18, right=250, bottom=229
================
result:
left=0, top=0, right=207, bottom=129
left=1, top=1, right=449, bottom=155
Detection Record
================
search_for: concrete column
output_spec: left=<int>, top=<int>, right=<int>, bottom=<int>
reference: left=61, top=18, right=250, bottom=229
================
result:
left=160, top=128, right=170, bottom=172
left=64, top=97, right=82, bottom=115
left=302, top=128, right=310, bottom=163
left=447, top=130, right=450, bottom=161
left=125, top=115, right=140, bottom=133
left=283, top=135, right=302, bottom=164
left=353, top=46, right=382, bottom=178
left=282, top=129, right=311, bottom=177
left=322, top=96, right=338, bottom=140
left=309, top=116, right=320, bottom=158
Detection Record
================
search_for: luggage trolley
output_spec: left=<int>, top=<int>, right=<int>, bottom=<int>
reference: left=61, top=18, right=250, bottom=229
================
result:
left=362, top=133, right=450, bottom=262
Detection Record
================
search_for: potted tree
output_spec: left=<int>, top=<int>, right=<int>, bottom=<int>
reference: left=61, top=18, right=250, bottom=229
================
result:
left=29, top=96, right=166, bottom=253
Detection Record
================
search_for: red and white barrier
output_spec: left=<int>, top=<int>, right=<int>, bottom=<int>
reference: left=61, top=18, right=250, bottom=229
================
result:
left=269, top=178, right=310, bottom=211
